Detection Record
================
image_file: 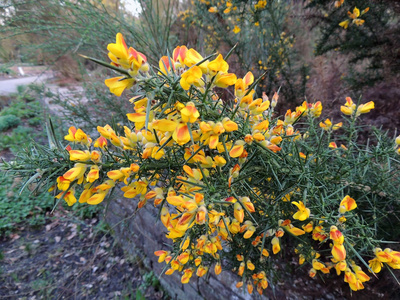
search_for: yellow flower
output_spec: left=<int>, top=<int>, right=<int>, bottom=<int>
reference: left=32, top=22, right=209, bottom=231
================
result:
left=320, top=118, right=342, bottom=131
left=56, top=190, right=77, bottom=206
left=180, top=102, right=200, bottom=123
left=254, top=0, right=267, bottom=10
left=339, top=195, right=357, bottom=213
left=214, top=262, right=222, bottom=275
left=69, top=150, right=91, bottom=162
left=180, top=66, right=203, bottom=90
left=57, top=176, right=70, bottom=191
left=107, top=32, right=129, bottom=66
left=64, top=126, right=90, bottom=145
left=105, top=76, right=135, bottom=97
left=229, top=140, right=245, bottom=158
left=271, top=236, right=281, bottom=254
left=335, top=0, right=344, bottom=8
left=340, top=7, right=369, bottom=29
left=63, top=163, right=87, bottom=183
left=341, top=97, right=374, bottom=117
left=86, top=165, right=100, bottom=183
left=233, top=26, right=241, bottom=34
left=208, top=54, right=229, bottom=76
left=79, top=187, right=95, bottom=203
left=234, top=202, right=244, bottom=223
left=348, top=7, right=360, bottom=19
left=357, top=101, right=374, bottom=115
left=368, top=258, right=383, bottom=273
left=214, top=73, right=237, bottom=88
left=291, top=201, right=310, bottom=221
left=173, top=122, right=191, bottom=145
left=184, top=49, right=208, bottom=72
left=181, top=268, right=193, bottom=283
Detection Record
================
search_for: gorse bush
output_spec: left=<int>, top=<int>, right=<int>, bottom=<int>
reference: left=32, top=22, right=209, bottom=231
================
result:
left=307, top=0, right=400, bottom=88
left=3, top=33, right=400, bottom=295
left=179, top=0, right=309, bottom=104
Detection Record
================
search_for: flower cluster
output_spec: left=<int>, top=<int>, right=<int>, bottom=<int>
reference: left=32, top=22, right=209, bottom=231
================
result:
left=339, top=7, right=370, bottom=29
left=104, top=33, right=149, bottom=96
left=33, top=33, right=400, bottom=295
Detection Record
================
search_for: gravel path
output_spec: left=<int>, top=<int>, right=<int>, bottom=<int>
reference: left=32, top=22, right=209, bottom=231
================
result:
left=0, top=74, right=52, bottom=95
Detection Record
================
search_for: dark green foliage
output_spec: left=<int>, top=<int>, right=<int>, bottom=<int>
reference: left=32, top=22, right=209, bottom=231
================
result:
left=0, top=174, right=54, bottom=235
left=0, top=114, right=20, bottom=131
left=306, top=0, right=400, bottom=88
left=1, top=0, right=178, bottom=65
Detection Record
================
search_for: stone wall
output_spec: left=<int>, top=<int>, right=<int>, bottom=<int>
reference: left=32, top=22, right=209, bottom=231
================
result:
left=103, top=193, right=350, bottom=300
left=104, top=193, right=256, bottom=300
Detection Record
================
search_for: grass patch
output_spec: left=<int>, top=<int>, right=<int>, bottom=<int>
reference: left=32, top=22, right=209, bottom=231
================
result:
left=0, top=83, right=101, bottom=236
left=0, top=175, right=54, bottom=235
left=0, top=115, right=20, bottom=132
left=0, top=84, right=51, bottom=153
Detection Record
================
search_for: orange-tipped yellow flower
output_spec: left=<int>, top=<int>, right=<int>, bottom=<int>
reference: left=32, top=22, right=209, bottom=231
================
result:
left=332, top=244, right=347, bottom=261
left=247, top=283, right=253, bottom=294
left=214, top=262, right=222, bottom=275
left=229, top=140, right=245, bottom=158
left=234, top=202, right=244, bottom=223
left=339, top=195, right=357, bottom=213
left=302, top=222, right=313, bottom=233
left=340, top=7, right=369, bottom=29
left=341, top=97, right=374, bottom=117
left=63, top=163, right=87, bottom=183
left=181, top=102, right=200, bottom=123
left=320, top=118, right=342, bottom=131
left=154, top=250, right=169, bottom=263
left=330, top=226, right=344, bottom=244
left=86, top=165, right=100, bottom=183
left=64, top=126, right=90, bottom=145
left=69, top=150, right=91, bottom=162
left=196, top=265, right=208, bottom=277
left=240, top=197, right=255, bottom=213
left=105, top=76, right=135, bottom=97
left=243, top=225, right=256, bottom=239
left=173, top=46, right=188, bottom=66
left=56, top=190, right=77, bottom=206
left=173, top=122, right=191, bottom=145
left=57, top=176, right=71, bottom=191
left=87, top=190, right=108, bottom=205
left=181, top=269, right=193, bottom=284
left=78, top=187, right=94, bottom=204
left=246, top=260, right=255, bottom=270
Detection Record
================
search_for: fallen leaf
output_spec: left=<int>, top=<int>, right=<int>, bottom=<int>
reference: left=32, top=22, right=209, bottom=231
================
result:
left=67, top=232, right=77, bottom=240
left=10, top=234, right=20, bottom=241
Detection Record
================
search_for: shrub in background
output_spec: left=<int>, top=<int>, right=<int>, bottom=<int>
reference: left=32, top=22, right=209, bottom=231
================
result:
left=0, top=0, right=178, bottom=65
left=179, top=0, right=309, bottom=105
left=306, top=0, right=400, bottom=89
left=3, top=33, right=400, bottom=296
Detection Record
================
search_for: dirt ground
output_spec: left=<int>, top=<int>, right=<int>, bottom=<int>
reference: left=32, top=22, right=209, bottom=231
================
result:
left=0, top=209, right=168, bottom=300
